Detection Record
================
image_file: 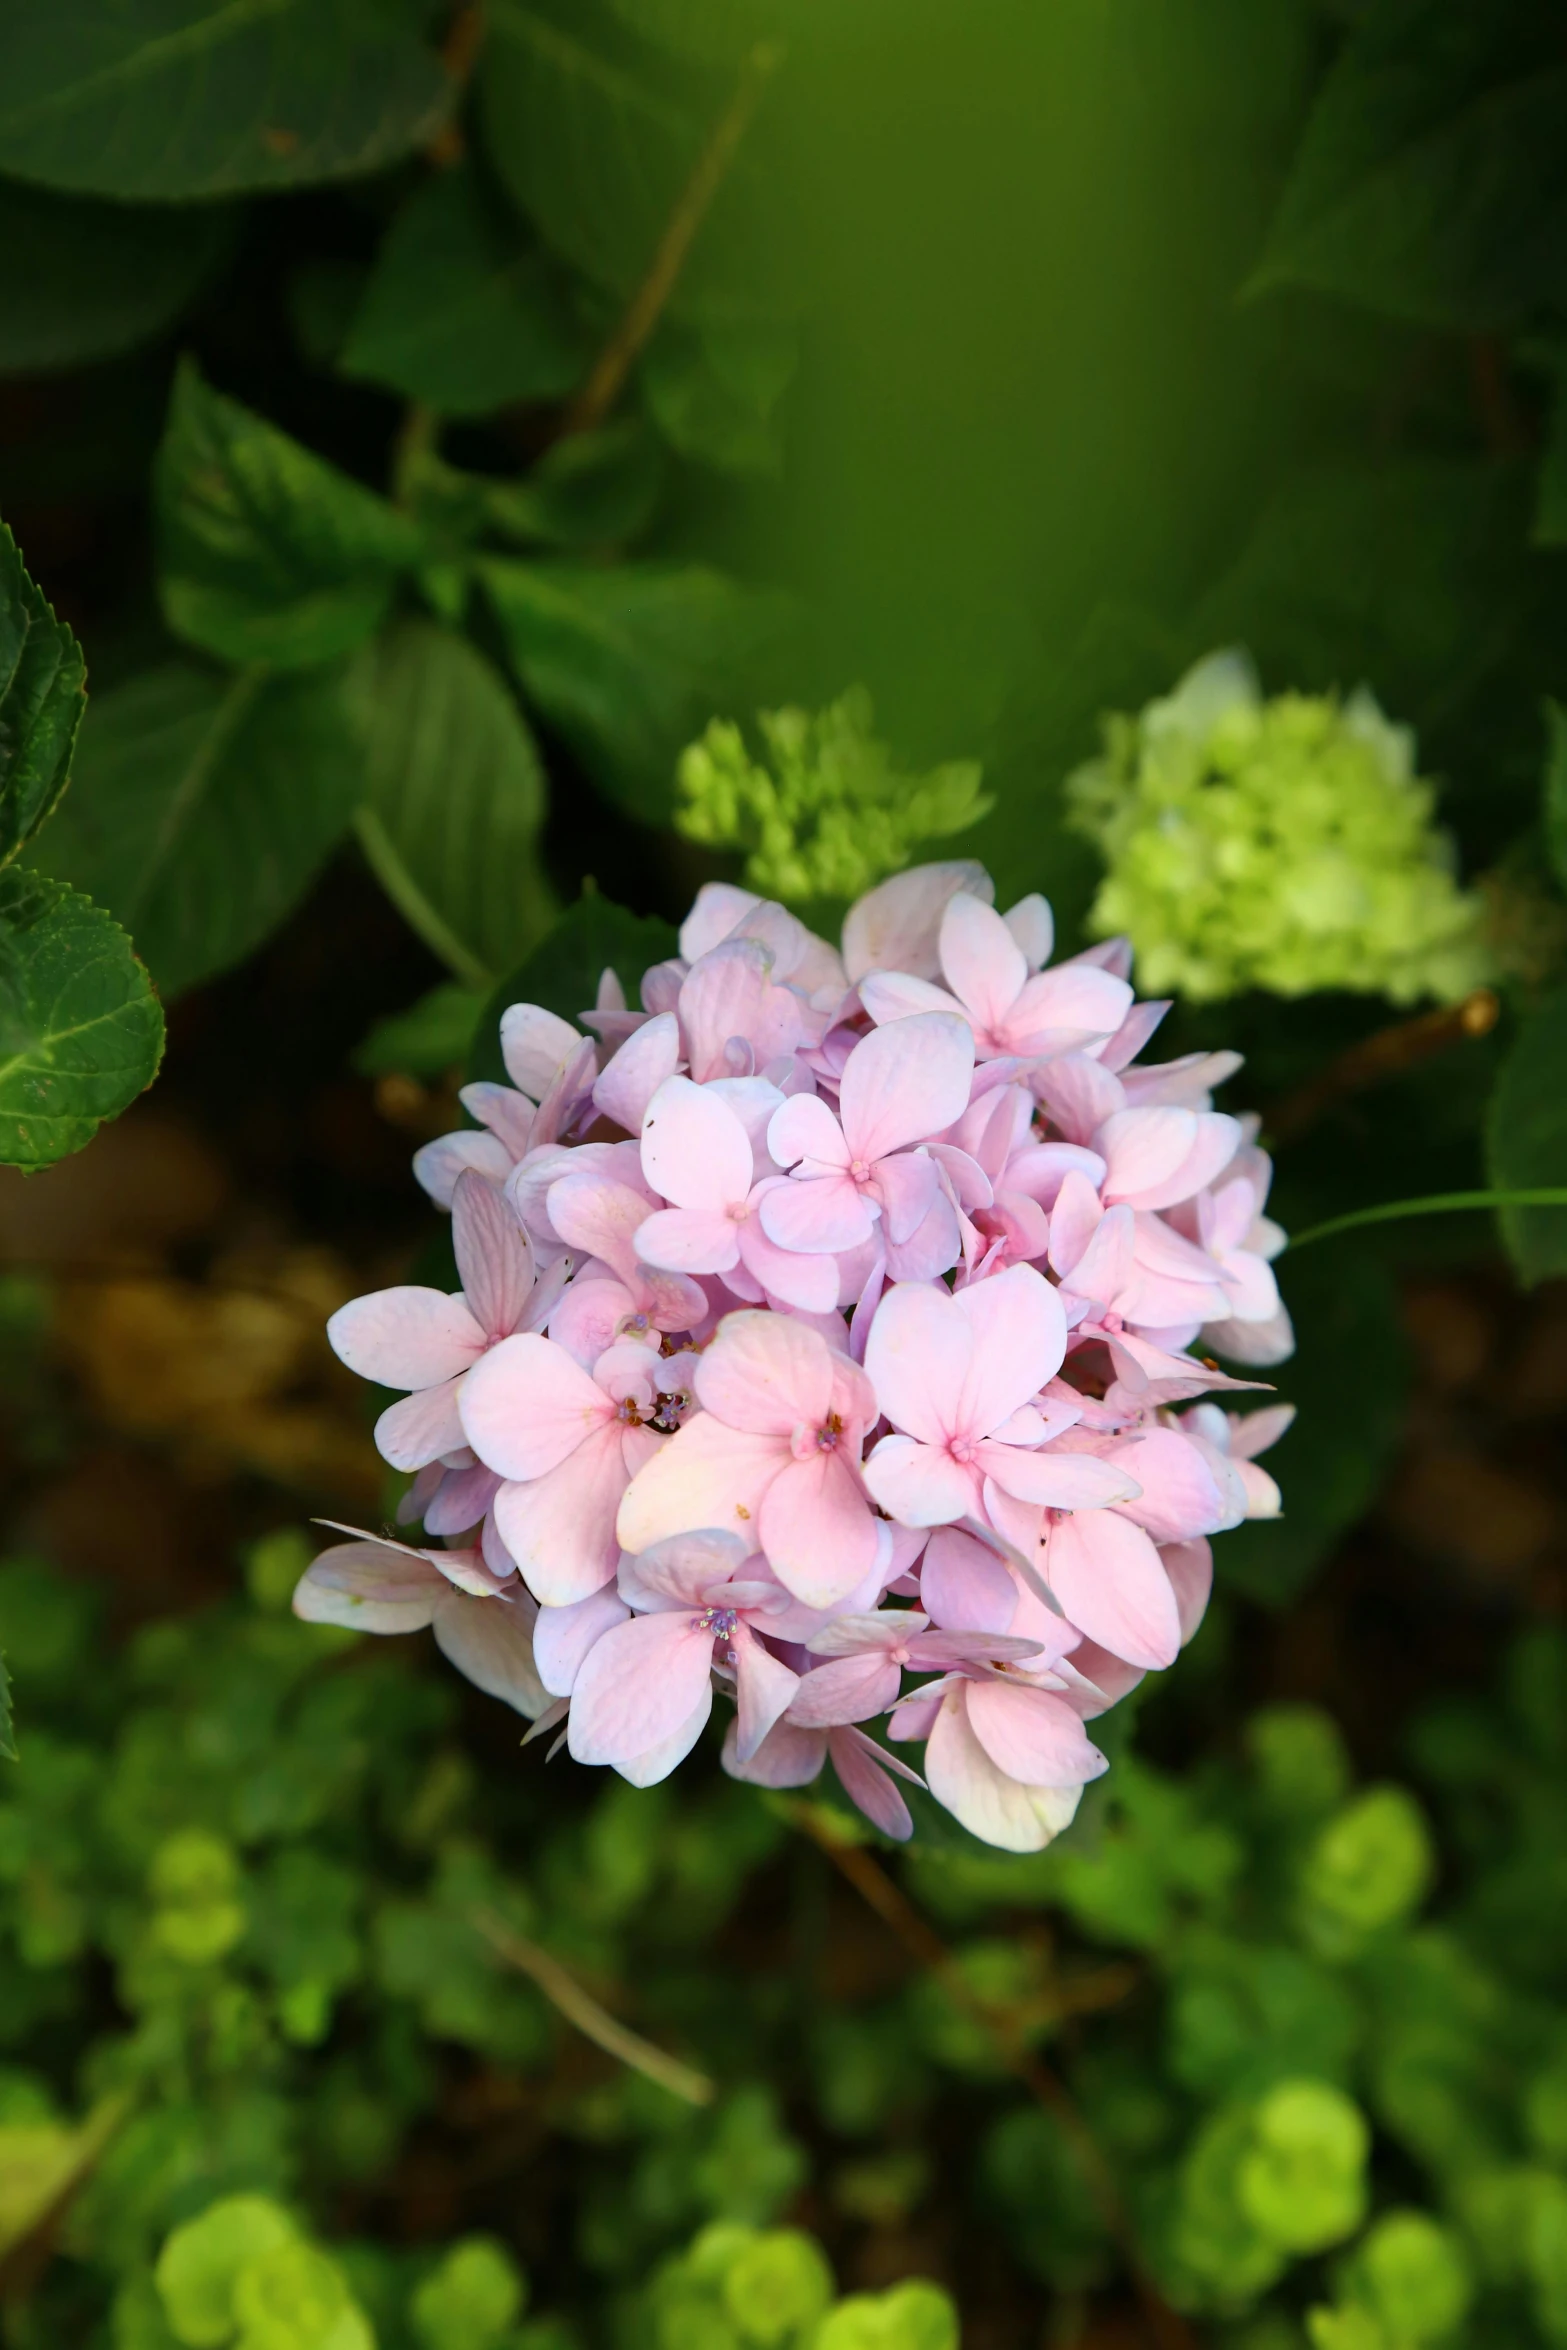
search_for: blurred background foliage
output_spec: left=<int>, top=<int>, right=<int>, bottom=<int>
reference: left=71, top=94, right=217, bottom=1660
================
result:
left=2, top=0, right=1567, bottom=2340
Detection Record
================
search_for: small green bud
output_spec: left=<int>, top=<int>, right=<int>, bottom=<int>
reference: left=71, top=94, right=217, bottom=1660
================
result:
left=411, top=2237, right=526, bottom=2350
left=1237, top=2080, right=1369, bottom=2254
left=230, top=2239, right=371, bottom=2350
left=720, top=2228, right=833, bottom=2344
left=147, top=1829, right=247, bottom=1966
left=1247, top=1705, right=1353, bottom=1819
left=1346, top=2210, right=1473, bottom=2343
left=155, top=2196, right=298, bottom=2347
left=814, top=2280, right=959, bottom=2350
left=1301, top=1789, right=1434, bottom=1942
left=1306, top=2310, right=1387, bottom=2350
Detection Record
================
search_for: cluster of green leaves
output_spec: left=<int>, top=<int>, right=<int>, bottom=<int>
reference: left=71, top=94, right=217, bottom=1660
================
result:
left=1, top=1531, right=1565, bottom=2348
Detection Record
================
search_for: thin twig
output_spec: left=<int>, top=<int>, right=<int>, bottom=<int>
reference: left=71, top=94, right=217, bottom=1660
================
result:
left=788, top=1807, right=1195, bottom=2350
left=1263, top=987, right=1499, bottom=1147
left=472, top=1908, right=715, bottom=2106
left=426, top=1, right=488, bottom=168
left=560, top=40, right=784, bottom=439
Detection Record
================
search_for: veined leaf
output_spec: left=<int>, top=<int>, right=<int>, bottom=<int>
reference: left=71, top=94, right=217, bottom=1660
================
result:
left=468, top=888, right=678, bottom=1084
left=406, top=425, right=663, bottom=558
left=1486, top=986, right=1567, bottom=1286
left=481, top=555, right=797, bottom=818
left=0, top=518, right=86, bottom=868
left=355, top=621, right=556, bottom=987
left=0, top=870, right=164, bottom=1171
left=340, top=163, right=589, bottom=418
left=1249, top=0, right=1567, bottom=329
left=156, top=359, right=425, bottom=668
left=0, top=0, right=451, bottom=202
left=0, top=183, right=230, bottom=376
left=32, top=662, right=360, bottom=998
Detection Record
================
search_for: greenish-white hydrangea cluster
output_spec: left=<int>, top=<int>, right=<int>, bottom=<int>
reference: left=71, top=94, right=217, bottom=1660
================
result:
left=1067, top=650, right=1492, bottom=1004
left=675, top=687, right=992, bottom=907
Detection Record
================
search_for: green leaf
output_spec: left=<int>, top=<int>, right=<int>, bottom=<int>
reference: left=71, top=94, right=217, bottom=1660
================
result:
left=643, top=317, right=797, bottom=476
left=0, top=868, right=164, bottom=1170
left=0, top=0, right=451, bottom=202
left=1214, top=1246, right=1409, bottom=1608
left=352, top=982, right=487, bottom=1079
left=1486, top=984, right=1567, bottom=1284
left=0, top=183, right=230, bottom=376
left=481, top=555, right=797, bottom=818
left=467, top=887, right=677, bottom=1083
left=1545, top=702, right=1567, bottom=894
left=476, top=0, right=792, bottom=323
left=0, top=520, right=85, bottom=870
left=156, top=359, right=425, bottom=668
left=354, top=620, right=555, bottom=987
left=340, top=163, right=589, bottom=417
left=1249, top=0, right=1567, bottom=329
left=0, top=1655, right=14, bottom=1763
left=32, top=661, right=360, bottom=998
left=407, top=424, right=664, bottom=557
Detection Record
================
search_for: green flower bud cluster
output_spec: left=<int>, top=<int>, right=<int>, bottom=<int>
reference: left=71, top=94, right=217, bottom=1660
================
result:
left=1067, top=651, right=1493, bottom=1004
left=642, top=2220, right=957, bottom=2350
left=152, top=2196, right=373, bottom=2350
left=1308, top=2209, right=1476, bottom=2348
left=1169, top=2077, right=1371, bottom=2304
left=675, top=688, right=991, bottom=909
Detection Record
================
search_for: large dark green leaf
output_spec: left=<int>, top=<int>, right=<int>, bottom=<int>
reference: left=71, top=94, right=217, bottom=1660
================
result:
left=32, top=661, right=360, bottom=998
left=481, top=555, right=797, bottom=817
left=0, top=183, right=230, bottom=376
left=339, top=163, right=589, bottom=417
left=1213, top=1247, right=1409, bottom=1609
left=468, top=888, right=678, bottom=1083
left=156, top=361, right=425, bottom=668
left=0, top=518, right=86, bottom=868
left=1249, top=0, right=1567, bottom=329
left=354, top=621, right=555, bottom=987
left=1486, top=986, right=1567, bottom=1286
left=476, top=0, right=791, bottom=323
left=0, top=0, right=451, bottom=202
left=0, top=868, right=164, bottom=1170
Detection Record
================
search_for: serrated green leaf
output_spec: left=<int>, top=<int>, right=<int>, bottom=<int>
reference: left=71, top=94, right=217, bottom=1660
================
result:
left=32, top=662, right=360, bottom=998
left=0, top=519, right=86, bottom=869
left=355, top=621, right=555, bottom=987
left=1486, top=986, right=1567, bottom=1285
left=468, top=888, right=678, bottom=1082
left=0, top=869, right=163, bottom=1170
left=1546, top=703, right=1567, bottom=897
left=476, top=0, right=792, bottom=324
left=0, top=183, right=230, bottom=377
left=0, top=1655, right=14, bottom=1763
left=1249, top=0, right=1567, bottom=329
left=156, top=359, right=426, bottom=668
left=0, top=0, right=451, bottom=202
left=481, top=555, right=797, bottom=817
left=340, top=163, right=589, bottom=417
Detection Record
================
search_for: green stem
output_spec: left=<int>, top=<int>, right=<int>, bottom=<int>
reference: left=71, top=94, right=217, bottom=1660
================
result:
left=1286, top=1189, right=1567, bottom=1251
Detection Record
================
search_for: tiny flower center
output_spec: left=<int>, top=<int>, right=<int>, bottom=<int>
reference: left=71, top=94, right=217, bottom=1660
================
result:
left=949, top=1435, right=978, bottom=1465
left=615, top=1396, right=643, bottom=1425
left=849, top=1158, right=873, bottom=1184
left=620, top=1311, right=653, bottom=1338
left=696, top=1607, right=738, bottom=1639
left=816, top=1413, right=844, bottom=1452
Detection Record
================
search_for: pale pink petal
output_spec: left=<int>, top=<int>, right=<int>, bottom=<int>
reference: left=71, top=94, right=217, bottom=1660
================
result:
left=862, top=1433, right=977, bottom=1526
left=533, top=1584, right=631, bottom=1696
left=871, top=1150, right=940, bottom=1245
left=500, top=1003, right=583, bottom=1099
left=1003, top=893, right=1054, bottom=971
left=1106, top=1427, right=1232, bottom=1542
left=635, top=1206, right=741, bottom=1274
left=804, top=1609, right=930, bottom=1657
left=615, top=1695, right=714, bottom=1786
left=976, top=1443, right=1139, bottom=1510
left=492, top=1422, right=628, bottom=1604
left=423, top=1459, right=500, bottom=1535
left=458, top=1333, right=611, bottom=1479
left=1043, top=1509, right=1181, bottom=1670
left=939, top=893, right=1027, bottom=1035
left=1007, top=963, right=1133, bottom=1052
left=964, top=1677, right=1106, bottom=1785
left=863, top=1280, right=965, bottom=1445
left=839, top=1013, right=975, bottom=1162
left=547, top=1276, right=638, bottom=1368
left=567, top=1610, right=716, bottom=1771
left=293, top=1542, right=444, bottom=1633
left=615, top=1413, right=782, bottom=1554
left=1237, top=1461, right=1283, bottom=1517
left=883, top=1190, right=963, bottom=1283
left=375, top=1379, right=467, bottom=1471
left=413, top=1128, right=515, bottom=1207
left=721, top=1715, right=827, bottom=1789
left=1201, top=1304, right=1295, bottom=1367
left=695, top=1309, right=833, bottom=1435
left=679, top=940, right=807, bottom=1082
left=732, top=1624, right=802, bottom=1761
left=1229, top=1403, right=1296, bottom=1459
left=432, top=1591, right=549, bottom=1716
left=641, top=1074, right=754, bottom=1211
left=924, top=1688, right=1071, bottom=1852
left=593, top=1013, right=681, bottom=1136
left=1032, top=1055, right=1125, bottom=1145
left=759, top=1450, right=880, bottom=1608
left=328, top=1287, right=486, bottom=1390
left=452, top=1171, right=535, bottom=1340
left=787, top=1651, right=901, bottom=1728
left=828, top=1725, right=915, bottom=1840
left=737, top=1205, right=842, bottom=1312
left=1160, top=1537, right=1213, bottom=1644
left=920, top=1527, right=1018, bottom=1632
left=618, top=1527, right=752, bottom=1610
left=458, top=1082, right=536, bottom=1159
left=767, top=1091, right=849, bottom=1174
left=1097, top=998, right=1170, bottom=1072
left=951, top=1263, right=1067, bottom=1435
left=842, top=860, right=994, bottom=983
left=1047, top=1170, right=1104, bottom=1276
left=759, top=1171, right=876, bottom=1255
left=858, top=971, right=968, bottom=1026
left=680, top=881, right=764, bottom=962
left=546, top=1173, right=654, bottom=1286
left=1064, top=1204, right=1135, bottom=1311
